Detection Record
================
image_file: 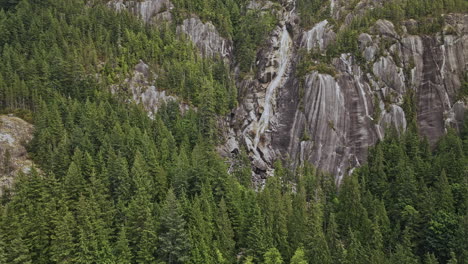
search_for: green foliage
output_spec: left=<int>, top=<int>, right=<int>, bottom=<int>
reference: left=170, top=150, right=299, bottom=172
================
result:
left=0, top=0, right=236, bottom=116
left=290, top=248, right=308, bottom=264
left=0, top=1, right=466, bottom=264
left=234, top=9, right=278, bottom=73
left=158, top=189, right=190, bottom=264
left=297, top=0, right=330, bottom=29
left=263, top=247, right=283, bottom=264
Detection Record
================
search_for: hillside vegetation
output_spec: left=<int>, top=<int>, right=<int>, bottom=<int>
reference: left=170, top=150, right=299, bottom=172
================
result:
left=0, top=0, right=466, bottom=264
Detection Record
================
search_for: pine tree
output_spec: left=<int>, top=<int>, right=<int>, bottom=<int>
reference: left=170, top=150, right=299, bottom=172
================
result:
left=245, top=201, right=269, bottom=262
left=107, top=151, right=131, bottom=204
left=263, top=247, right=283, bottom=264
left=215, top=198, right=236, bottom=261
left=135, top=225, right=156, bottom=263
left=189, top=197, right=215, bottom=264
left=259, top=176, right=289, bottom=257
left=345, top=229, right=365, bottom=264
left=63, top=161, right=85, bottom=203
left=337, top=174, right=370, bottom=237
left=304, top=193, right=331, bottom=264
left=289, top=178, right=307, bottom=251
left=113, top=226, right=132, bottom=264
left=367, top=144, right=388, bottom=197
left=50, top=209, right=76, bottom=264
left=172, top=149, right=191, bottom=195
left=326, top=212, right=346, bottom=264
left=390, top=228, right=418, bottom=264
left=434, top=169, right=454, bottom=212
left=423, top=253, right=439, bottom=264
left=290, top=248, right=308, bottom=264
left=147, top=149, right=167, bottom=202
left=447, top=252, right=458, bottom=264
left=158, top=189, right=190, bottom=264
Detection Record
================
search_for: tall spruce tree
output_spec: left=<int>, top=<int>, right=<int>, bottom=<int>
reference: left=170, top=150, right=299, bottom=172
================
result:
left=158, top=189, right=190, bottom=264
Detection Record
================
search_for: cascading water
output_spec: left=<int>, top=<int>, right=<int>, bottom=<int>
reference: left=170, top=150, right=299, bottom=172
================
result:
left=241, top=24, right=293, bottom=173
left=253, top=25, right=292, bottom=149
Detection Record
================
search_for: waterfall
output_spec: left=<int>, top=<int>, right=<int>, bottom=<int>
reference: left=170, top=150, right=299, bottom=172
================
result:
left=253, top=26, right=292, bottom=149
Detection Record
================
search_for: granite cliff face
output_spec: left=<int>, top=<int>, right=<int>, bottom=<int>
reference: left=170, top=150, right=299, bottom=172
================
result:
left=227, top=4, right=467, bottom=183
left=110, top=0, right=467, bottom=183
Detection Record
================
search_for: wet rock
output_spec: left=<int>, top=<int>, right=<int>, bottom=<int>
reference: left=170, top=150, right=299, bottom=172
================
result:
left=300, top=20, right=336, bottom=52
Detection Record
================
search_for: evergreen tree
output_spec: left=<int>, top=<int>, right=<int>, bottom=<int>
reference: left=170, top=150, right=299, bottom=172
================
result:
left=63, top=161, right=86, bottom=203
left=290, top=248, right=308, bottom=264
left=447, top=252, right=458, bottom=264
left=245, top=200, right=269, bottom=262
left=390, top=228, right=418, bottom=264
left=215, top=198, right=236, bottom=261
left=50, top=209, right=76, bottom=264
left=114, top=226, right=132, bottom=264
left=423, top=253, right=439, bottom=264
left=434, top=169, right=455, bottom=212
left=263, top=247, right=283, bottom=264
left=304, top=196, right=331, bottom=264
left=289, top=178, right=307, bottom=251
left=158, top=189, right=190, bottom=264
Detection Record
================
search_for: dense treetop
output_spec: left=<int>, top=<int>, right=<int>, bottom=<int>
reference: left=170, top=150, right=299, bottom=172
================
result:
left=0, top=0, right=466, bottom=264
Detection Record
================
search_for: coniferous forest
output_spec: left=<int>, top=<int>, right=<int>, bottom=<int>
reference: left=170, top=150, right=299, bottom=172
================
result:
left=0, top=0, right=467, bottom=264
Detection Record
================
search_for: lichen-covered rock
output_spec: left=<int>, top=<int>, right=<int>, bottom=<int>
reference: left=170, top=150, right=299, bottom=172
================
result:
left=0, top=115, right=34, bottom=194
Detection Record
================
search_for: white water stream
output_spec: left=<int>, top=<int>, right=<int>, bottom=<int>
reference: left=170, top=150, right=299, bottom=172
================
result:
left=253, top=25, right=292, bottom=149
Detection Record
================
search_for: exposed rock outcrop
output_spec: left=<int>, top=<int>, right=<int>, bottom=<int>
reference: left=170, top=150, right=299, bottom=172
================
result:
left=109, top=0, right=232, bottom=60
left=301, top=20, right=336, bottom=52
left=226, top=7, right=467, bottom=183
left=0, top=115, right=34, bottom=194
left=107, top=0, right=467, bottom=183
left=111, top=61, right=189, bottom=117
left=109, top=0, right=173, bottom=23
left=176, top=17, right=232, bottom=61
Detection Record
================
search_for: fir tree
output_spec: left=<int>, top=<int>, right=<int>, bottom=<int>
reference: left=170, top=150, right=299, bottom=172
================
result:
left=304, top=198, right=331, bottom=264
left=114, top=226, right=132, bottom=264
left=263, top=247, right=283, bottom=264
left=50, top=209, right=76, bottom=264
left=290, top=248, right=308, bottom=264
left=423, top=253, right=439, bottom=264
left=158, top=189, right=190, bottom=264
left=215, top=198, right=236, bottom=261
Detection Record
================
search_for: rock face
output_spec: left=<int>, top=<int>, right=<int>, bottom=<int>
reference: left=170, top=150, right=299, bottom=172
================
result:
left=0, top=115, right=34, bottom=194
left=109, top=0, right=173, bottom=23
left=110, top=0, right=232, bottom=60
left=176, top=17, right=232, bottom=61
left=300, top=20, right=336, bottom=52
left=111, top=61, right=188, bottom=117
left=226, top=5, right=467, bottom=183
left=108, top=0, right=467, bottom=183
